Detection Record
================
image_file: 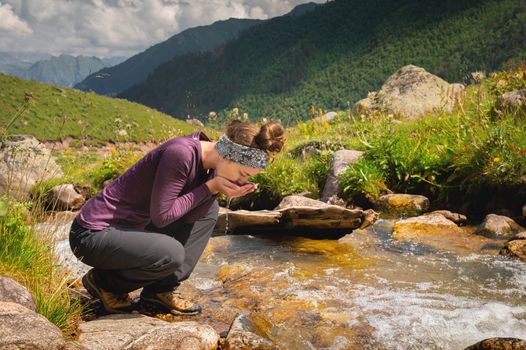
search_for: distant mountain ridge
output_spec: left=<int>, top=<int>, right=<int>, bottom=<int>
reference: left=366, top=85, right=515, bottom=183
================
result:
left=75, top=18, right=263, bottom=96
left=0, top=53, right=126, bottom=87
left=118, top=0, right=526, bottom=122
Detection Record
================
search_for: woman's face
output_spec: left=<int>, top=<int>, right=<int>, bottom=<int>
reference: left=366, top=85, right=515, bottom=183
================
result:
left=215, top=157, right=261, bottom=185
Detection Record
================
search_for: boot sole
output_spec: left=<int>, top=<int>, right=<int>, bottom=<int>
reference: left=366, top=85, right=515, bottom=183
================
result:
left=140, top=295, right=201, bottom=316
left=82, top=270, right=132, bottom=314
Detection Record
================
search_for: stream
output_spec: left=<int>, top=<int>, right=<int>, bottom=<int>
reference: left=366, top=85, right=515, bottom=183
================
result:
left=184, top=218, right=526, bottom=349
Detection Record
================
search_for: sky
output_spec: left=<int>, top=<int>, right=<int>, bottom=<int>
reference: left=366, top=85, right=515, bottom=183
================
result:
left=0, top=0, right=324, bottom=59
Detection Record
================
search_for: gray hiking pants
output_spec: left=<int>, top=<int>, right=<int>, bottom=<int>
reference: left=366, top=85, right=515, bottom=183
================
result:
left=69, top=200, right=219, bottom=294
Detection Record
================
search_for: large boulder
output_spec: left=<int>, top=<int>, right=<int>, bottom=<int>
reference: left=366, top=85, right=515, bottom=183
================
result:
left=0, top=301, right=66, bottom=350
left=45, top=184, right=85, bottom=211
left=464, top=337, right=526, bottom=349
left=223, top=313, right=278, bottom=350
left=0, top=275, right=36, bottom=311
left=475, top=214, right=524, bottom=238
left=499, top=231, right=526, bottom=261
left=78, top=314, right=219, bottom=350
left=375, top=65, right=460, bottom=120
left=320, top=150, right=363, bottom=202
left=374, top=193, right=430, bottom=215
left=0, top=135, right=64, bottom=200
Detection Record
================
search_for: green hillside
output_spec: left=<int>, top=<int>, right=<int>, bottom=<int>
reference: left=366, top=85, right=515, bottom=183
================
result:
left=0, top=74, right=216, bottom=146
left=75, top=18, right=262, bottom=96
left=120, top=0, right=526, bottom=123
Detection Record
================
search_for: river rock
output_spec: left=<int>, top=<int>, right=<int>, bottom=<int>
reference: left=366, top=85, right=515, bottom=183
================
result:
left=475, top=214, right=524, bottom=238
left=464, top=337, right=526, bottom=349
left=393, top=213, right=462, bottom=238
left=499, top=231, right=526, bottom=261
left=321, top=150, right=363, bottom=202
left=0, top=301, right=66, bottom=350
left=375, top=65, right=458, bottom=119
left=498, top=89, right=526, bottom=111
left=45, top=184, right=85, bottom=211
left=0, top=134, right=64, bottom=200
left=54, top=238, right=91, bottom=280
left=79, top=314, right=219, bottom=350
left=374, top=193, right=430, bottom=215
left=0, top=275, right=36, bottom=311
left=424, top=210, right=467, bottom=225
left=215, top=196, right=377, bottom=236
left=223, top=313, right=278, bottom=350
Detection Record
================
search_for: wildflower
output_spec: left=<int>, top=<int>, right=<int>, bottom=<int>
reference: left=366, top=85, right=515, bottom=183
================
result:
left=110, top=147, right=117, bottom=155
left=493, top=157, right=500, bottom=162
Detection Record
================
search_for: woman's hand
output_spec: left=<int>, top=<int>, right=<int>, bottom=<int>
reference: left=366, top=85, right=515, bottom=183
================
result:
left=206, top=176, right=256, bottom=197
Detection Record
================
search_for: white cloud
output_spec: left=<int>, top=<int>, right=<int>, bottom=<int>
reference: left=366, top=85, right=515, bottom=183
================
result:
left=0, top=0, right=323, bottom=57
left=0, top=1, right=32, bottom=34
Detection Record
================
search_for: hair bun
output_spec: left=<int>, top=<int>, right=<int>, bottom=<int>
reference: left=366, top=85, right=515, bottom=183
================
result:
left=254, top=121, right=286, bottom=155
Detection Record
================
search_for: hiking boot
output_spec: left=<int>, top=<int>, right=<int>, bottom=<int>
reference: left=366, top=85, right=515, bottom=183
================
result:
left=140, top=289, right=201, bottom=315
left=81, top=269, right=133, bottom=313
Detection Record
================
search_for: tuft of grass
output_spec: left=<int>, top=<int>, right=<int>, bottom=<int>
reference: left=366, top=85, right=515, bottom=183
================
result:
left=0, top=196, right=82, bottom=337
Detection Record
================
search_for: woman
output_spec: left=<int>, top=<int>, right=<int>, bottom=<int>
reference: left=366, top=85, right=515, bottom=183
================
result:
left=69, top=119, right=286, bottom=315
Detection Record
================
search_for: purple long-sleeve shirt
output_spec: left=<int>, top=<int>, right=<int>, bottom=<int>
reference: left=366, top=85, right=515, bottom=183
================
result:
left=75, top=131, right=216, bottom=231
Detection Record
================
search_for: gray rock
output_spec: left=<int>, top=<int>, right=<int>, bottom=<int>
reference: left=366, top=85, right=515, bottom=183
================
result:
left=475, top=214, right=524, bottom=238
left=321, top=150, right=363, bottom=202
left=224, top=313, right=278, bottom=350
left=33, top=220, right=73, bottom=242
left=320, top=111, right=338, bottom=123
left=375, top=65, right=458, bottom=120
left=498, top=89, right=526, bottom=111
left=275, top=195, right=329, bottom=209
left=79, top=314, right=218, bottom=350
left=374, top=193, right=430, bottom=215
left=45, top=184, right=85, bottom=211
left=424, top=210, right=467, bottom=225
left=0, top=135, right=64, bottom=200
left=0, top=275, right=36, bottom=311
left=0, top=301, right=66, bottom=350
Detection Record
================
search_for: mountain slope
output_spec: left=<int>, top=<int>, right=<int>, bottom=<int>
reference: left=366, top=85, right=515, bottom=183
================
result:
left=0, top=74, right=215, bottom=145
left=119, top=0, right=526, bottom=122
left=75, top=18, right=263, bottom=96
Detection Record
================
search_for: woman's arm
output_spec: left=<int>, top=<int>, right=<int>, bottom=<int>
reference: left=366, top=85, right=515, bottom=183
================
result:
left=149, top=146, right=213, bottom=228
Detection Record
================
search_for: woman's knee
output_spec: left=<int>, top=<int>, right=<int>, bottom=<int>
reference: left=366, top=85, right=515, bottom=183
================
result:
left=146, top=236, right=185, bottom=272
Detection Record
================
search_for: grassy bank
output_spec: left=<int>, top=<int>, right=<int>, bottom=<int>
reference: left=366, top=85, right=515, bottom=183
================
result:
left=0, top=196, right=82, bottom=337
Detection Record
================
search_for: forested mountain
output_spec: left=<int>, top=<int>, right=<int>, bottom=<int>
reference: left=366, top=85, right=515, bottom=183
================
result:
left=75, top=18, right=263, bottom=96
left=119, top=0, right=526, bottom=123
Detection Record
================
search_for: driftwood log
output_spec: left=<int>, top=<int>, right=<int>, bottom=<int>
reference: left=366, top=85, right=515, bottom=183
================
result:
left=214, top=195, right=378, bottom=239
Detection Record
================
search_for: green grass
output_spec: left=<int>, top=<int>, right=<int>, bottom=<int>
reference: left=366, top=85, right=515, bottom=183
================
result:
left=0, top=73, right=218, bottom=146
left=0, top=196, right=82, bottom=337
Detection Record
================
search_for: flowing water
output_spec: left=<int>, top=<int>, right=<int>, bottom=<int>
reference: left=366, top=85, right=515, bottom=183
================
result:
left=187, top=218, right=526, bottom=349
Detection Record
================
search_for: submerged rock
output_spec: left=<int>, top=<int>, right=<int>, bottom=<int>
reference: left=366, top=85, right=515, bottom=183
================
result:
left=0, top=301, right=66, bottom=350
left=223, top=313, right=279, bottom=350
left=475, top=214, right=524, bottom=238
left=464, top=337, right=526, bottom=349
left=79, top=314, right=219, bottom=350
left=499, top=231, right=526, bottom=261
left=0, top=275, right=36, bottom=311
left=374, top=193, right=430, bottom=215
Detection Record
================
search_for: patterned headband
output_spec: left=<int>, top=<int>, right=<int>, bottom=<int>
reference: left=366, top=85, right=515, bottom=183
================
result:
left=215, top=135, right=269, bottom=169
